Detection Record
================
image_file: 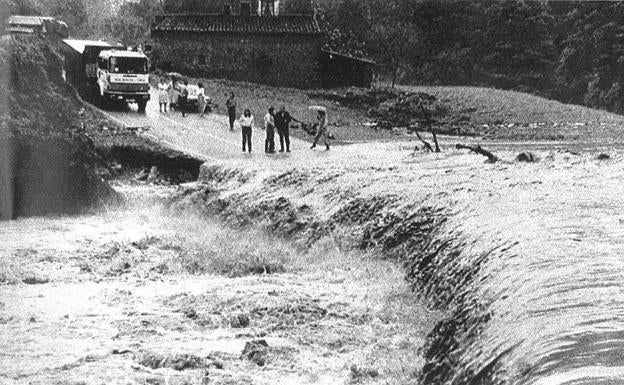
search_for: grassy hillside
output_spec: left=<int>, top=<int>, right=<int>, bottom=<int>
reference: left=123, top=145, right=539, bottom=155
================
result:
left=403, top=85, right=624, bottom=141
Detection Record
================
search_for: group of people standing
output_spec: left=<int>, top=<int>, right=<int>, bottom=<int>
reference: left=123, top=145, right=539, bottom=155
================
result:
left=157, top=76, right=190, bottom=116
left=157, top=76, right=212, bottom=118
left=155, top=76, right=331, bottom=155
left=237, top=105, right=329, bottom=154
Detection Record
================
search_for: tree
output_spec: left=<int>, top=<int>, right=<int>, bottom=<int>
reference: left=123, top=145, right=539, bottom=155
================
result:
left=47, top=0, right=88, bottom=35
left=317, top=0, right=371, bottom=59
left=367, top=0, right=421, bottom=87
left=8, top=0, right=43, bottom=15
left=104, top=0, right=163, bottom=44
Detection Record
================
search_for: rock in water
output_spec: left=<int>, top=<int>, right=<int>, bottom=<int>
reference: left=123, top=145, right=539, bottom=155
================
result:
left=241, top=339, right=269, bottom=366
left=516, top=152, right=537, bottom=162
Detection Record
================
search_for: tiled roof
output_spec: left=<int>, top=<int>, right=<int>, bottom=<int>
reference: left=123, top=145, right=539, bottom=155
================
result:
left=152, top=14, right=323, bottom=35
left=8, top=15, right=55, bottom=27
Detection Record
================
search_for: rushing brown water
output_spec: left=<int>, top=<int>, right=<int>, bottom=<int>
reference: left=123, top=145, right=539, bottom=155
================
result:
left=392, top=152, right=624, bottom=385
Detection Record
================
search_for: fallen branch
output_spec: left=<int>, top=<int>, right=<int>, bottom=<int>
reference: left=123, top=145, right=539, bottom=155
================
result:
left=455, top=144, right=499, bottom=163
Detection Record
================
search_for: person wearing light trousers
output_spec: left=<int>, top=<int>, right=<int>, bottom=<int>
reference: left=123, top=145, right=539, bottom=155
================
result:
left=310, top=110, right=330, bottom=150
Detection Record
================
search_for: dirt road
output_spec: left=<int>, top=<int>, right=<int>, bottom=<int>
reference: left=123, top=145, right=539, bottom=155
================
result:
left=103, top=91, right=311, bottom=162
left=101, top=91, right=624, bottom=169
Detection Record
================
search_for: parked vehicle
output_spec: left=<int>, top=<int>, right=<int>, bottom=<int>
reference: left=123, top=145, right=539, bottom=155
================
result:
left=61, top=39, right=150, bottom=112
left=96, top=50, right=150, bottom=111
left=168, top=83, right=202, bottom=111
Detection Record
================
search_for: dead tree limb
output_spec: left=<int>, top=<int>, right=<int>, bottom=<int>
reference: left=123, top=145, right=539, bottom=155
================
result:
left=455, top=144, right=500, bottom=163
left=418, top=104, right=441, bottom=152
left=414, top=131, right=434, bottom=152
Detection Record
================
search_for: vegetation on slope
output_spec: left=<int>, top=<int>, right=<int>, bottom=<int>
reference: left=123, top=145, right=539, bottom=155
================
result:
left=0, top=36, right=113, bottom=218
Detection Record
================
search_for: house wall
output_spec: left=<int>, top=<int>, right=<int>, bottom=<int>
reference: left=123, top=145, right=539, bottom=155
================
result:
left=319, top=52, right=375, bottom=88
left=162, top=0, right=313, bottom=15
left=151, top=32, right=324, bottom=88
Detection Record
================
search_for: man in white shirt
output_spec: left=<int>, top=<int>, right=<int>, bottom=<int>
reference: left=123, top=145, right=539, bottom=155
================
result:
left=264, top=106, right=276, bottom=154
left=238, top=109, right=254, bottom=153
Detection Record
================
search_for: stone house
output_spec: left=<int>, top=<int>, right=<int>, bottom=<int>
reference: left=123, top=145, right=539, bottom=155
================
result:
left=150, top=0, right=325, bottom=87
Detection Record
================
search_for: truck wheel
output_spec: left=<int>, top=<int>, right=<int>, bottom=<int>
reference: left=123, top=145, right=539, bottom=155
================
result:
left=97, top=93, right=110, bottom=109
left=137, top=100, right=147, bottom=113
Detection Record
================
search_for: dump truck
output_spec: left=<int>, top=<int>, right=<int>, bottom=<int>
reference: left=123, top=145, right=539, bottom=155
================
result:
left=61, top=39, right=150, bottom=112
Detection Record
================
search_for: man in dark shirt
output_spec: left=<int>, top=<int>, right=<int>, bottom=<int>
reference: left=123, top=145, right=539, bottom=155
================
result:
left=274, top=106, right=300, bottom=152
left=225, top=92, right=237, bottom=130
left=178, top=80, right=188, bottom=117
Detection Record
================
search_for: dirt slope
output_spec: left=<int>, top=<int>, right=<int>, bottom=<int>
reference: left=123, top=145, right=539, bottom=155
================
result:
left=0, top=36, right=113, bottom=219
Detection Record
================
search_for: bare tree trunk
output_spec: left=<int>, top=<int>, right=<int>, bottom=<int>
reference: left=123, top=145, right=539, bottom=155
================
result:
left=418, top=103, right=441, bottom=152
left=431, top=128, right=441, bottom=153
left=414, top=131, right=433, bottom=152
left=391, top=66, right=399, bottom=88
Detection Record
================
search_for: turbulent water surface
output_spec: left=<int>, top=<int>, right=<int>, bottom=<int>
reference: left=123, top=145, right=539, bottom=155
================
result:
left=403, top=152, right=624, bottom=385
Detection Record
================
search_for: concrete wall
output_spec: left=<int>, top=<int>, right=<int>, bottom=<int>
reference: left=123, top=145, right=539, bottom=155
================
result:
left=151, top=32, right=324, bottom=88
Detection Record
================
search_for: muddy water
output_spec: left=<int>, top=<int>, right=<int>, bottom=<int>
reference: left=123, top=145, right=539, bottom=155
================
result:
left=170, top=149, right=624, bottom=385
left=0, top=181, right=438, bottom=385
left=405, top=152, right=624, bottom=385
left=435, top=235, right=624, bottom=385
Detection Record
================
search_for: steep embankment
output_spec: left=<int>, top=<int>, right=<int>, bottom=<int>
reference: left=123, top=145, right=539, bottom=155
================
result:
left=0, top=36, right=113, bottom=219
left=170, top=146, right=624, bottom=385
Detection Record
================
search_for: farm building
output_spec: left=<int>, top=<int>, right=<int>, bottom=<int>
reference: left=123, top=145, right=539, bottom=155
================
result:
left=150, top=0, right=375, bottom=88
left=6, top=15, right=68, bottom=38
left=319, top=49, right=376, bottom=88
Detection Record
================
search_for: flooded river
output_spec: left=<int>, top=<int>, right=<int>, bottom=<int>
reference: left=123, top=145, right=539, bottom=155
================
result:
left=402, top=149, right=624, bottom=385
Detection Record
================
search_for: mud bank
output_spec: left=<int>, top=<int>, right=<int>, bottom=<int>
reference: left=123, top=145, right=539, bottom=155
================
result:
left=95, top=141, right=204, bottom=184
left=0, top=37, right=114, bottom=219
left=171, top=148, right=624, bottom=385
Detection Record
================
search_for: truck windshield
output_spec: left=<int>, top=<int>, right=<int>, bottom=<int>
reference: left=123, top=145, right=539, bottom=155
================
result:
left=109, top=57, right=148, bottom=74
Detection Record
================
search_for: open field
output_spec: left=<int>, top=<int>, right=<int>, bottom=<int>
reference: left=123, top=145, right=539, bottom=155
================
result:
left=406, top=85, right=624, bottom=140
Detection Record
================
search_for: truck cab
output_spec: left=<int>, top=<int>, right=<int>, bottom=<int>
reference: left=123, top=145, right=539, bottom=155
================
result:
left=97, top=50, right=150, bottom=111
